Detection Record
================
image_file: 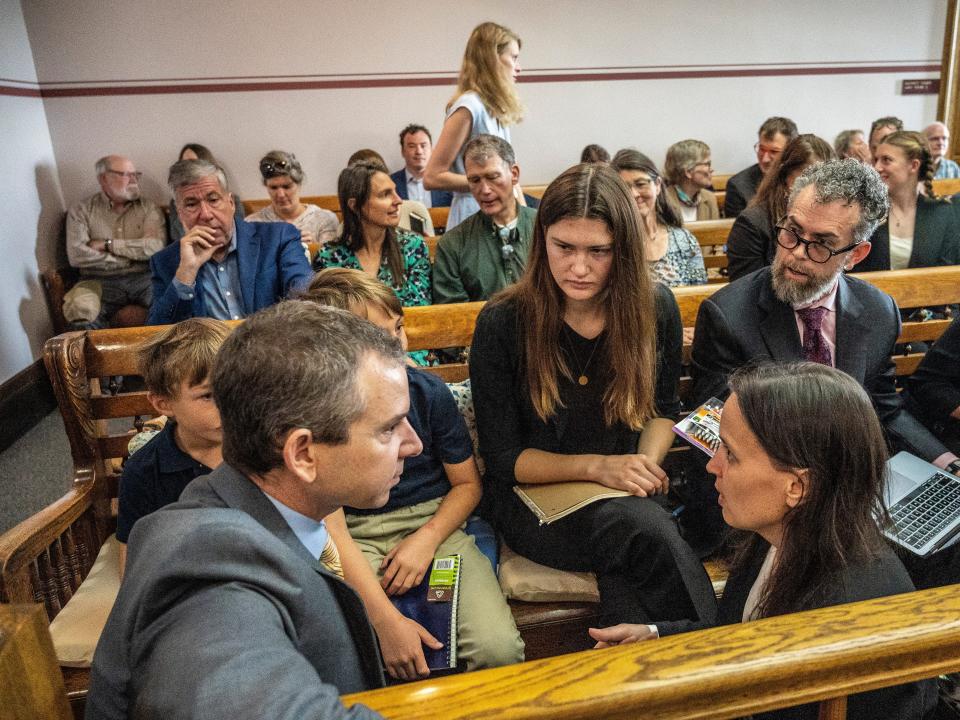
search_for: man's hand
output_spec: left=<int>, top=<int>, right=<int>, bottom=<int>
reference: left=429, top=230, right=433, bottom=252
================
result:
left=174, top=226, right=221, bottom=285
left=379, top=530, right=439, bottom=596
left=590, top=454, right=669, bottom=496
left=372, top=609, right=443, bottom=680
left=588, top=623, right=657, bottom=649
left=88, top=239, right=107, bottom=252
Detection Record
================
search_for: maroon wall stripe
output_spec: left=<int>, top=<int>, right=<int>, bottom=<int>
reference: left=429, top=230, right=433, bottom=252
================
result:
left=0, top=63, right=942, bottom=99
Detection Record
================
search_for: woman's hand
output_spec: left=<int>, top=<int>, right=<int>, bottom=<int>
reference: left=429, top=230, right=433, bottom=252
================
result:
left=589, top=454, right=668, bottom=496
left=589, top=624, right=657, bottom=648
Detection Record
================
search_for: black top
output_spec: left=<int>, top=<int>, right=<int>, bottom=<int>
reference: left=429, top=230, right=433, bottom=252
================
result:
left=726, top=203, right=775, bottom=281
left=908, top=314, right=960, bottom=421
left=469, top=282, right=682, bottom=508
left=860, top=194, right=960, bottom=272
left=657, top=539, right=936, bottom=719
left=723, top=163, right=764, bottom=218
left=116, top=420, right=212, bottom=543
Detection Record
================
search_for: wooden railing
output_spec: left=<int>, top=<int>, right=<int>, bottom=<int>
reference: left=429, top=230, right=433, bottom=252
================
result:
left=342, top=584, right=960, bottom=720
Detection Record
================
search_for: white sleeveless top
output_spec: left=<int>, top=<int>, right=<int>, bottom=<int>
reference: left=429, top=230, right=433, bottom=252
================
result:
left=445, top=91, right=511, bottom=231
left=889, top=232, right=914, bottom=270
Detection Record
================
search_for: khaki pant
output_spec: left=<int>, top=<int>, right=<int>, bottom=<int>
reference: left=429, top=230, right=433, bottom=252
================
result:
left=347, top=497, right=524, bottom=670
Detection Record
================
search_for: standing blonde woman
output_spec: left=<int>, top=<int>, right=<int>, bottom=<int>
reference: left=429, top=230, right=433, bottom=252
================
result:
left=424, top=22, right=525, bottom=230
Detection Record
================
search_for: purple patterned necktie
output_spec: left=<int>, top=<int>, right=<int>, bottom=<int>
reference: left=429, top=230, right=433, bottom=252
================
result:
left=797, top=306, right=832, bottom=366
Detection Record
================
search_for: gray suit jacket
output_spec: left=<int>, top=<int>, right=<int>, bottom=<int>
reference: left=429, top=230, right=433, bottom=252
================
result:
left=86, top=464, right=385, bottom=720
left=691, top=268, right=949, bottom=461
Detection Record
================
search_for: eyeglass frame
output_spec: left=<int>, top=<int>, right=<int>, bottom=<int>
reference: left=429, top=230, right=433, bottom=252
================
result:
left=104, top=169, right=143, bottom=181
left=753, top=142, right=784, bottom=157
left=179, top=191, right=229, bottom=216
left=773, top=218, right=862, bottom=264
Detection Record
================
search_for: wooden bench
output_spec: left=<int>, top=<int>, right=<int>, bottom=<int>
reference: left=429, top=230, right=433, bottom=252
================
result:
left=5, top=266, right=960, bottom=716
left=687, top=218, right=733, bottom=282
left=0, top=605, right=72, bottom=720
left=342, top=584, right=960, bottom=719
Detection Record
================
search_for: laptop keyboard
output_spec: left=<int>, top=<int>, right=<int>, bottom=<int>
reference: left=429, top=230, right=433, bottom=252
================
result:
left=889, top=472, right=960, bottom=550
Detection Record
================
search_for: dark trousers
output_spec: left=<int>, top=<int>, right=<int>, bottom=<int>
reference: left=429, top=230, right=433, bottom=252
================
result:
left=493, top=491, right=717, bottom=627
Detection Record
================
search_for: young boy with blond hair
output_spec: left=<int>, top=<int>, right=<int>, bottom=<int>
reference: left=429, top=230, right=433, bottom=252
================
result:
left=301, top=268, right=523, bottom=675
left=116, top=318, right=231, bottom=574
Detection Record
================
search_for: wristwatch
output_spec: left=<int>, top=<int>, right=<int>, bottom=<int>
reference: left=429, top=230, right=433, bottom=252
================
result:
left=946, top=459, right=960, bottom=476
left=105, top=238, right=113, bottom=253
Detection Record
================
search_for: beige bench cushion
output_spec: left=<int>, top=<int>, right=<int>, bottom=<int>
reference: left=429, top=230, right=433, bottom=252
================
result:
left=498, top=543, right=599, bottom=603
left=49, top=534, right=121, bottom=667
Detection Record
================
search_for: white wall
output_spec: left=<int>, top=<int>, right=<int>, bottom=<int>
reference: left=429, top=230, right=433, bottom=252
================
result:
left=20, top=0, right=946, bottom=206
left=0, top=0, right=64, bottom=384
left=0, top=0, right=948, bottom=383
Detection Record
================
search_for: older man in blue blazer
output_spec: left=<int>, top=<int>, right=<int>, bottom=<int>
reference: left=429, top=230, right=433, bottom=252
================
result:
left=148, top=159, right=311, bottom=325
left=390, top=124, right=452, bottom=208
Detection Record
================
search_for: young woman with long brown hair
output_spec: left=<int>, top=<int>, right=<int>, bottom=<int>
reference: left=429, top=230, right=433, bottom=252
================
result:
left=470, top=163, right=717, bottom=627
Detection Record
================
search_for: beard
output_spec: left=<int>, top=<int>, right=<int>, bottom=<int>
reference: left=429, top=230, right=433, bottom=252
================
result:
left=119, top=183, right=141, bottom=201
left=770, top=255, right=842, bottom=306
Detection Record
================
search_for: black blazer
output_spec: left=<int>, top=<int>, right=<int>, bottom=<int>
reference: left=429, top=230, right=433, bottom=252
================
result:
left=690, top=268, right=949, bottom=461
left=660, top=540, right=936, bottom=719
left=859, top=195, right=960, bottom=272
left=723, top=163, right=763, bottom=218
left=726, top=204, right=774, bottom=281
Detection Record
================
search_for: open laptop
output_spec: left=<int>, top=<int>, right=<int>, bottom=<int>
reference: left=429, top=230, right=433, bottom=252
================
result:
left=883, top=451, right=960, bottom=557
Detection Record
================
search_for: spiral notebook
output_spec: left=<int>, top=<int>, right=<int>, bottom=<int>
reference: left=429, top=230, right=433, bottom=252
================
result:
left=389, top=554, right=462, bottom=671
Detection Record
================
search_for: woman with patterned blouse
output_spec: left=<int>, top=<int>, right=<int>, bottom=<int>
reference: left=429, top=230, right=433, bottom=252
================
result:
left=611, top=149, right=708, bottom=287
left=314, top=163, right=432, bottom=307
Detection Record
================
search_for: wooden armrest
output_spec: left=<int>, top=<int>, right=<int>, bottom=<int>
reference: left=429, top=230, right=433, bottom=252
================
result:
left=344, top=585, right=960, bottom=720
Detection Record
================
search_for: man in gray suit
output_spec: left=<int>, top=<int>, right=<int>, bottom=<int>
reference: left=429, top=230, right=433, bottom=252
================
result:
left=86, top=302, right=423, bottom=720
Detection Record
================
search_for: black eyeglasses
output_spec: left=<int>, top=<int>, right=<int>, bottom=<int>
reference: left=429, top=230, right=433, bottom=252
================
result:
left=774, top=220, right=860, bottom=264
left=259, top=159, right=290, bottom=178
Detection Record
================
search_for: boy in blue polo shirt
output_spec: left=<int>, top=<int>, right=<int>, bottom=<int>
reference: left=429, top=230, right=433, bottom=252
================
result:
left=116, top=318, right=231, bottom=575
left=302, top=268, right=523, bottom=674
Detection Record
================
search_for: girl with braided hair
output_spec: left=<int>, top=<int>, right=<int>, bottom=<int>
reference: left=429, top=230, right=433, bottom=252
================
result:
left=864, top=130, right=960, bottom=272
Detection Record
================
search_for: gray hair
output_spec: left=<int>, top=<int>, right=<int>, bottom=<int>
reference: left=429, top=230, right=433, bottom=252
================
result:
left=788, top=159, right=889, bottom=244
left=167, top=159, right=229, bottom=194
left=259, top=149, right=305, bottom=184
left=94, top=156, right=112, bottom=176
left=833, top=129, right=863, bottom=158
left=664, top=139, right=710, bottom=185
left=212, top=301, right=406, bottom=476
left=463, top=134, right=516, bottom=169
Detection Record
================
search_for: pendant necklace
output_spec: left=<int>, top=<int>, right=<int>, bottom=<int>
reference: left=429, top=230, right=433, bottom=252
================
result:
left=563, top=325, right=602, bottom=386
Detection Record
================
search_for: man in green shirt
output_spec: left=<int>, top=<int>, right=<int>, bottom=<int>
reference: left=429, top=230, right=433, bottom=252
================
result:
left=433, top=135, right=535, bottom=303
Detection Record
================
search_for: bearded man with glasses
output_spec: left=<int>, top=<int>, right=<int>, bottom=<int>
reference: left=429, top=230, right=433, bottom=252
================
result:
left=65, top=155, right=166, bottom=328
left=148, top=159, right=311, bottom=324
left=681, top=159, right=959, bottom=558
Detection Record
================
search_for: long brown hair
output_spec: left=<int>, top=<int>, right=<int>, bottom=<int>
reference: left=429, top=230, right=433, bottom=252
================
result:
left=337, top=163, right=405, bottom=288
left=750, top=134, right=834, bottom=227
left=448, top=22, right=524, bottom=125
left=494, top=163, right=657, bottom=428
left=727, top=362, right=890, bottom=618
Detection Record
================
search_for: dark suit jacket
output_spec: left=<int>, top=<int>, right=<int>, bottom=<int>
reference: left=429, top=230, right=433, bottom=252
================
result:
left=147, top=218, right=312, bottom=324
left=691, top=268, right=949, bottom=461
left=859, top=195, right=960, bottom=272
left=726, top=204, right=774, bottom=281
left=723, top=163, right=763, bottom=218
left=86, top=464, right=385, bottom=720
left=390, top=168, right=453, bottom=207
left=659, top=540, right=936, bottom=719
